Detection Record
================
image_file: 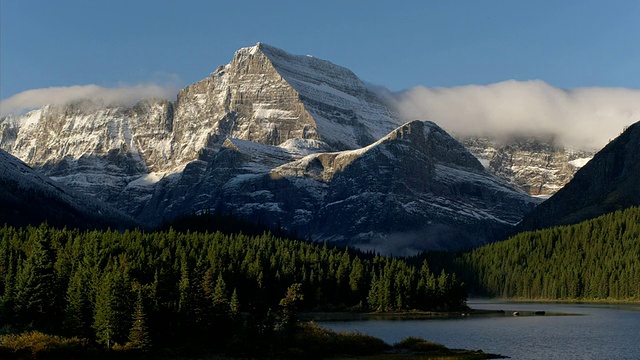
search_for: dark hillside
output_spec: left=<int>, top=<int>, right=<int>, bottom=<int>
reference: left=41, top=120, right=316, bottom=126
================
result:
left=457, top=206, right=640, bottom=300
left=512, top=121, right=640, bottom=235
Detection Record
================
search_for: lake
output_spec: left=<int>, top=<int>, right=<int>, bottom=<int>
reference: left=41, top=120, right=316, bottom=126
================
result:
left=318, top=300, right=640, bottom=360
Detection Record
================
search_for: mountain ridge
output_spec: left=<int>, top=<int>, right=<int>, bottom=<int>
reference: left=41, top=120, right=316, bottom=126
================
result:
left=140, top=120, right=538, bottom=254
left=1, top=43, right=543, bottom=252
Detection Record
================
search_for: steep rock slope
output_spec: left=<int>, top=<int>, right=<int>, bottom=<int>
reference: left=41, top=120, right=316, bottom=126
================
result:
left=513, top=121, right=640, bottom=233
left=170, top=42, right=400, bottom=163
left=462, top=137, right=594, bottom=196
left=0, top=99, right=174, bottom=206
left=0, top=43, right=401, bottom=213
left=0, top=149, right=137, bottom=229
left=144, top=121, right=538, bottom=254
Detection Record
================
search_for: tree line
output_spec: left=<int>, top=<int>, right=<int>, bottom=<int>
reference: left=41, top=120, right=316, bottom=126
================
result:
left=0, top=223, right=466, bottom=351
left=455, top=206, right=640, bottom=300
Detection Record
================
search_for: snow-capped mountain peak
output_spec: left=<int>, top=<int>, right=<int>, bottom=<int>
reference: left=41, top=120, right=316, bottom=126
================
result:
left=2, top=43, right=543, bottom=252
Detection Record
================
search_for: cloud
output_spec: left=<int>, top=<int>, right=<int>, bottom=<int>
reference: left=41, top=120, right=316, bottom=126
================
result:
left=378, top=80, right=640, bottom=150
left=1, top=82, right=180, bottom=117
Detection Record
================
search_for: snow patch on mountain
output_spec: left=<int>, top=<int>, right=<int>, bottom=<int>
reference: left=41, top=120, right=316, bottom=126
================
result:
left=569, top=157, right=592, bottom=168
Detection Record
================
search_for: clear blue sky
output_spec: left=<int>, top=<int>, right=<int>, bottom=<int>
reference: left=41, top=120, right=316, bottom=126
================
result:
left=2, top=0, right=639, bottom=100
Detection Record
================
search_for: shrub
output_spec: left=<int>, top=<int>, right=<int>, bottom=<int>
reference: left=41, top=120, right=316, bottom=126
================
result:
left=394, top=336, right=448, bottom=352
left=333, top=331, right=390, bottom=355
left=0, top=331, right=89, bottom=358
left=291, top=322, right=390, bottom=358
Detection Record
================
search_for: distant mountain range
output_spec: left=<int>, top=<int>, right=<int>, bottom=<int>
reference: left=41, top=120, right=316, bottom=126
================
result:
left=461, top=137, right=594, bottom=197
left=3, top=43, right=632, bottom=253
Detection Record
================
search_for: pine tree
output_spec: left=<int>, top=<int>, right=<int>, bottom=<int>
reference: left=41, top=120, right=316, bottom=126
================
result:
left=212, top=274, right=229, bottom=316
left=93, top=268, right=132, bottom=347
left=128, top=289, right=152, bottom=351
left=93, top=272, right=116, bottom=348
left=349, top=257, right=364, bottom=294
left=178, top=256, right=192, bottom=318
left=229, top=288, right=243, bottom=332
left=367, top=273, right=380, bottom=311
left=278, top=283, right=303, bottom=334
left=13, top=227, right=58, bottom=329
left=230, top=288, right=241, bottom=318
left=64, top=267, right=92, bottom=337
left=0, top=253, right=15, bottom=324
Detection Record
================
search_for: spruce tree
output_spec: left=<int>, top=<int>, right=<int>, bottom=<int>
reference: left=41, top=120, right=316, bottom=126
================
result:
left=93, top=272, right=116, bottom=348
left=212, top=274, right=229, bottom=316
left=128, top=289, right=152, bottom=351
left=0, top=253, right=15, bottom=324
left=230, top=288, right=241, bottom=319
left=13, top=227, right=57, bottom=329
left=278, top=283, right=303, bottom=334
left=93, top=268, right=132, bottom=347
left=64, top=267, right=92, bottom=337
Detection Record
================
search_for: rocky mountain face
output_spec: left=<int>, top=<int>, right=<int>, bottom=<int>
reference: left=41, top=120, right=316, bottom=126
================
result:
left=1, top=43, right=399, bottom=210
left=0, top=99, right=175, bottom=208
left=0, top=149, right=137, bottom=229
left=461, top=137, right=594, bottom=197
left=141, top=120, right=538, bottom=254
left=169, top=42, right=400, bottom=165
left=1, top=43, right=540, bottom=252
left=512, top=121, right=640, bottom=234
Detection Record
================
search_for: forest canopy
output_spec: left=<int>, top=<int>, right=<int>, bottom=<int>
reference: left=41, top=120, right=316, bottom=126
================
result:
left=456, top=207, right=640, bottom=300
left=0, top=223, right=466, bottom=350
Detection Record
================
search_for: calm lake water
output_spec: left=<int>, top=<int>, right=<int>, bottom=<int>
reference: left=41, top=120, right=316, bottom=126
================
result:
left=318, top=300, right=640, bottom=360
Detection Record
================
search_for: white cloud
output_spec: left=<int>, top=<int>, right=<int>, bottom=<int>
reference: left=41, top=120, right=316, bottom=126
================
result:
left=378, top=80, right=640, bottom=150
left=1, top=82, right=179, bottom=117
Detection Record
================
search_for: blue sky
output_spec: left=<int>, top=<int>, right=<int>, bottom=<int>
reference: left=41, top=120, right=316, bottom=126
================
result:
left=2, top=0, right=639, bottom=101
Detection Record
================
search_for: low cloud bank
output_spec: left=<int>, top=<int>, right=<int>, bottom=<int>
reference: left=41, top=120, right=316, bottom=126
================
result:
left=377, top=80, right=640, bottom=150
left=1, top=83, right=179, bottom=117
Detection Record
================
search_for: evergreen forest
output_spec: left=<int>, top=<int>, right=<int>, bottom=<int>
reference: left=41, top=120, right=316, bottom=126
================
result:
left=456, top=207, right=640, bottom=300
left=0, top=223, right=466, bottom=353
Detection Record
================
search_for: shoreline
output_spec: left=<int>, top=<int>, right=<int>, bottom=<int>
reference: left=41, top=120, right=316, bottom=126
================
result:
left=301, top=308, right=576, bottom=322
left=469, top=297, right=640, bottom=305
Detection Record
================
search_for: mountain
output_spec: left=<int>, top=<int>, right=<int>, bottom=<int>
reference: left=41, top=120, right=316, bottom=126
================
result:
left=0, top=149, right=137, bottom=229
left=513, top=121, right=640, bottom=233
left=461, top=137, right=594, bottom=197
left=172, top=42, right=400, bottom=159
left=0, top=43, right=401, bottom=215
left=0, top=99, right=175, bottom=215
left=0, top=43, right=539, bottom=252
left=142, top=120, right=538, bottom=254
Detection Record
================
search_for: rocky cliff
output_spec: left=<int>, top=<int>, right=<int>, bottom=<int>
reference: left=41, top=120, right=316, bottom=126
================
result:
left=170, top=42, right=400, bottom=162
left=462, top=137, right=594, bottom=196
left=0, top=99, right=174, bottom=207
